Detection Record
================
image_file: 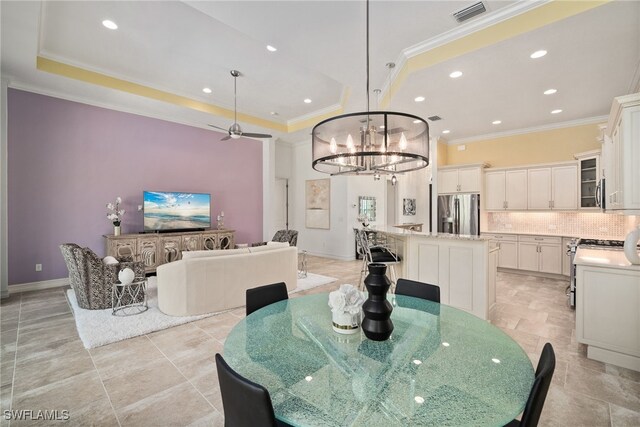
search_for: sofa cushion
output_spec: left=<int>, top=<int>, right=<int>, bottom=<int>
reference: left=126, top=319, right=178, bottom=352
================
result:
left=267, top=241, right=290, bottom=248
left=248, top=243, right=290, bottom=253
left=182, top=248, right=250, bottom=259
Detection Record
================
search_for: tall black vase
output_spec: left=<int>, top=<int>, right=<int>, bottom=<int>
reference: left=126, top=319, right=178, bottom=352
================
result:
left=361, top=263, right=394, bottom=341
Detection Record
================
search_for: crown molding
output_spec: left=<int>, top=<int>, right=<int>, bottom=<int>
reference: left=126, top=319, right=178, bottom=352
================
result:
left=7, top=80, right=232, bottom=134
left=403, top=1, right=550, bottom=59
left=447, top=115, right=608, bottom=145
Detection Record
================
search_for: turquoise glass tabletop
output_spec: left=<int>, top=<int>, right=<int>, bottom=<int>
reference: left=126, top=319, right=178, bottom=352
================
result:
left=223, top=293, right=534, bottom=427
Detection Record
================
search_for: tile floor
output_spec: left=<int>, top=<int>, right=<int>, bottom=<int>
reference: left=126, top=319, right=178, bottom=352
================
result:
left=1, top=256, right=639, bottom=426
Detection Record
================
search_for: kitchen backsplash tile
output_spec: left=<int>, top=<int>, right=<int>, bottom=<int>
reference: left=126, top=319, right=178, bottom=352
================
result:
left=485, top=212, right=640, bottom=239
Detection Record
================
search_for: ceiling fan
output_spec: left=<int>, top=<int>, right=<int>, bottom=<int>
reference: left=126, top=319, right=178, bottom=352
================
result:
left=208, top=70, right=273, bottom=141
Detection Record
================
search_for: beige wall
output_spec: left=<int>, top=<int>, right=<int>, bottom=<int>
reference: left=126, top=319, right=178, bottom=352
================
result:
left=437, top=141, right=448, bottom=166
left=444, top=123, right=602, bottom=167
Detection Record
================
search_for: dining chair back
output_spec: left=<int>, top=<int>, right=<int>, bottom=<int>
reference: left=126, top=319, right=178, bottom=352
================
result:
left=215, top=353, right=278, bottom=427
left=505, top=342, right=556, bottom=427
left=395, top=278, right=440, bottom=303
left=246, top=282, right=289, bottom=316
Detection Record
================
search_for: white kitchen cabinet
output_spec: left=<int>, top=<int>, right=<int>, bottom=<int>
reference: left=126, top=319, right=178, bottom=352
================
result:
left=576, top=263, right=640, bottom=371
left=575, top=150, right=601, bottom=210
left=552, top=165, right=579, bottom=210
left=527, top=164, right=578, bottom=210
left=404, top=236, right=493, bottom=319
left=518, top=242, right=540, bottom=272
left=604, top=93, right=640, bottom=212
left=438, top=165, right=483, bottom=194
left=517, top=235, right=562, bottom=274
left=485, top=170, right=528, bottom=210
left=485, top=234, right=519, bottom=269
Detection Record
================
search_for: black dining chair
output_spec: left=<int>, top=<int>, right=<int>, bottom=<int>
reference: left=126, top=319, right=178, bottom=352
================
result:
left=504, top=342, right=556, bottom=427
left=215, top=353, right=289, bottom=427
left=246, top=282, right=288, bottom=316
left=395, top=278, right=441, bottom=303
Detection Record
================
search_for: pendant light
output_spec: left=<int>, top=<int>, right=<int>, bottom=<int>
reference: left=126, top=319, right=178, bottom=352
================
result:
left=311, top=0, right=429, bottom=177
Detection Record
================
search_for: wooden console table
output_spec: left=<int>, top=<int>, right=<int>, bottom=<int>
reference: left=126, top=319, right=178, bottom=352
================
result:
left=104, top=229, right=235, bottom=273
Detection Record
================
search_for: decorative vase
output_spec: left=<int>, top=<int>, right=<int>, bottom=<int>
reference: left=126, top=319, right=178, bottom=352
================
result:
left=114, top=225, right=121, bottom=236
left=118, top=268, right=135, bottom=285
left=361, top=263, right=394, bottom=341
left=623, top=225, right=640, bottom=264
left=332, top=310, right=362, bottom=335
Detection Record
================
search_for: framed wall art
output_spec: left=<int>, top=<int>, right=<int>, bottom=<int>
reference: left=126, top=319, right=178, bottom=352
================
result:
left=305, top=179, right=330, bottom=229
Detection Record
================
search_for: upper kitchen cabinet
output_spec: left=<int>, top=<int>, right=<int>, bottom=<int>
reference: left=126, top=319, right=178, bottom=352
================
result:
left=484, top=169, right=527, bottom=211
left=575, top=150, right=601, bottom=210
left=527, top=164, right=578, bottom=210
left=438, top=164, right=484, bottom=194
left=604, top=93, right=640, bottom=212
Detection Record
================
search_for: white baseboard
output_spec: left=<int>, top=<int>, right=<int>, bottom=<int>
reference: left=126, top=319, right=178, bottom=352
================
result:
left=302, top=250, right=355, bottom=262
left=8, top=278, right=68, bottom=294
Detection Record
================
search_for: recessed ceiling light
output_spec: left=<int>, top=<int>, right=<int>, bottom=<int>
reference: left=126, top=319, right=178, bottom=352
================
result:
left=414, top=396, right=425, bottom=404
left=102, top=20, right=118, bottom=30
left=551, top=109, right=563, bottom=114
left=266, top=45, right=277, bottom=52
left=270, top=111, right=279, bottom=116
left=413, top=120, right=421, bottom=124
left=304, top=98, right=312, bottom=104
left=379, top=125, right=385, bottom=129
left=442, top=130, right=451, bottom=134
left=202, top=87, right=212, bottom=94
left=492, top=358, right=501, bottom=364
left=414, top=96, right=425, bottom=102
left=442, top=342, right=450, bottom=347
left=530, top=50, right=547, bottom=59
left=544, top=89, right=557, bottom=95
left=449, top=71, right=463, bottom=78
left=492, top=120, right=502, bottom=125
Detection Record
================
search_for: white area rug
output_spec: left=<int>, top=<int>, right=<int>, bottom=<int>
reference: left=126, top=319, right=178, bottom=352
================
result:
left=67, top=273, right=337, bottom=349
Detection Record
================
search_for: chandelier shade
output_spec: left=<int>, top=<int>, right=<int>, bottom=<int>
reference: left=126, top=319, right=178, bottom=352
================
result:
left=312, top=111, right=429, bottom=175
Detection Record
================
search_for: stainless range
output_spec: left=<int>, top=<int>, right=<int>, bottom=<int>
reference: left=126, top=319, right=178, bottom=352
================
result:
left=567, top=238, right=639, bottom=308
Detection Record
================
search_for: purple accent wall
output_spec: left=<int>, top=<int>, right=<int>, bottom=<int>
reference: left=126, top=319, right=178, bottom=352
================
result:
left=8, top=89, right=263, bottom=285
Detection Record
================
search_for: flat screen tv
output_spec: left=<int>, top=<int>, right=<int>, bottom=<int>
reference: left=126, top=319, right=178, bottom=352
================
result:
left=143, top=191, right=211, bottom=232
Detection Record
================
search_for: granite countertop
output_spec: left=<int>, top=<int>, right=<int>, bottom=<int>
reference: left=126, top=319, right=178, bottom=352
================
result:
left=368, top=226, right=490, bottom=241
left=484, top=230, right=625, bottom=240
left=574, top=247, right=640, bottom=272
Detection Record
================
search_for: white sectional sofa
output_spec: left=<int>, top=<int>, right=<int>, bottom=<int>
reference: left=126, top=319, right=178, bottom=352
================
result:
left=157, top=242, right=298, bottom=316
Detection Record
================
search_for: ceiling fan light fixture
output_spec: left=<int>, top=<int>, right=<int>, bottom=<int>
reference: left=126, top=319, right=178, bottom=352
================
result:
left=311, top=0, right=429, bottom=177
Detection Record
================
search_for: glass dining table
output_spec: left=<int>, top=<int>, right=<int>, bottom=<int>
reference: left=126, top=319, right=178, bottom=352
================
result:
left=223, top=293, right=534, bottom=426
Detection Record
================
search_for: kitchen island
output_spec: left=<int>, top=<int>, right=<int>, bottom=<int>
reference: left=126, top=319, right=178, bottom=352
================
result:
left=369, top=226, right=497, bottom=320
left=575, top=248, right=640, bottom=371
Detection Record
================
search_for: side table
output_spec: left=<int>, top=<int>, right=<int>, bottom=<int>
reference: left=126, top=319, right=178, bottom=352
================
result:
left=112, top=280, right=148, bottom=316
left=298, top=250, right=308, bottom=279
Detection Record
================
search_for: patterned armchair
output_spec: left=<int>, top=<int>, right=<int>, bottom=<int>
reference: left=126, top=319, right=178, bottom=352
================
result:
left=60, top=243, right=145, bottom=310
left=251, top=229, right=298, bottom=247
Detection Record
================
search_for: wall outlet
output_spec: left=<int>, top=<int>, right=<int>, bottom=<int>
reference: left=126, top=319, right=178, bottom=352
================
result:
left=138, top=205, right=143, bottom=211
left=35, top=264, right=42, bottom=272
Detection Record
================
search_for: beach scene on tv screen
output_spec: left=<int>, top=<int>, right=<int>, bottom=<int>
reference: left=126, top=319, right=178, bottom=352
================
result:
left=144, top=192, right=210, bottom=230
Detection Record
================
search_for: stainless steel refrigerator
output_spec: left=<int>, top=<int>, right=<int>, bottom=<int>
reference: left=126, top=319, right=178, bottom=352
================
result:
left=437, top=194, right=480, bottom=236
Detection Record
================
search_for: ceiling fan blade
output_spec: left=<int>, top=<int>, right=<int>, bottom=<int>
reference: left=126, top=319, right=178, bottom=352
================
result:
left=220, top=135, right=232, bottom=141
left=208, top=124, right=228, bottom=132
left=242, top=132, right=273, bottom=139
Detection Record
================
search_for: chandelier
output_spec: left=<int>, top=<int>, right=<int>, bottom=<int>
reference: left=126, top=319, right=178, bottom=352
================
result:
left=312, top=1, right=429, bottom=178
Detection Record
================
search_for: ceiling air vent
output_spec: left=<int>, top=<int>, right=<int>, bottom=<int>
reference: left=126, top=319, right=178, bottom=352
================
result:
left=427, top=115, right=442, bottom=122
left=452, top=2, right=487, bottom=23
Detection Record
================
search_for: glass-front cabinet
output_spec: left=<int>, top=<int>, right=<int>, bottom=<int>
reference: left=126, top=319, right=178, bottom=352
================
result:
left=575, top=150, right=600, bottom=209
